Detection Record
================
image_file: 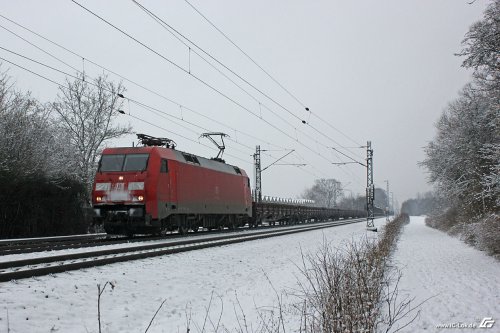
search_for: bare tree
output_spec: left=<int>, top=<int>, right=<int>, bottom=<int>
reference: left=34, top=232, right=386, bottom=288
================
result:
left=303, top=179, right=343, bottom=208
left=51, top=73, right=131, bottom=200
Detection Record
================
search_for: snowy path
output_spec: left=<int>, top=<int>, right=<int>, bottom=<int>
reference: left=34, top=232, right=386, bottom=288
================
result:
left=392, top=216, right=500, bottom=332
left=0, top=218, right=385, bottom=333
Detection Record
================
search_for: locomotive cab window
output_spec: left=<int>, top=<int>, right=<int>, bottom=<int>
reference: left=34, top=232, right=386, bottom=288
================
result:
left=99, top=154, right=149, bottom=172
left=123, top=154, right=149, bottom=171
left=160, top=159, right=168, bottom=173
left=99, top=154, right=125, bottom=172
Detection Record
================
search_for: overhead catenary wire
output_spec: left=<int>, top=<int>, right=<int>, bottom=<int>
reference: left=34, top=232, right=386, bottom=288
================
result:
left=133, top=0, right=305, bottom=124
left=68, top=0, right=364, bottom=176
left=0, top=45, right=308, bottom=175
left=4, top=55, right=318, bottom=183
left=129, top=2, right=320, bottom=147
left=0, top=23, right=79, bottom=73
left=1, top=7, right=366, bottom=190
left=0, top=16, right=288, bottom=154
left=0, top=54, right=252, bottom=166
left=0, top=12, right=287, bottom=152
left=0, top=20, right=325, bottom=183
left=0, top=46, right=320, bottom=182
left=0, top=46, right=254, bottom=160
left=133, top=0, right=365, bottom=162
left=1, top=7, right=362, bottom=168
left=134, top=4, right=349, bottom=163
left=183, top=0, right=364, bottom=150
left=183, top=0, right=307, bottom=110
left=69, top=0, right=328, bottom=158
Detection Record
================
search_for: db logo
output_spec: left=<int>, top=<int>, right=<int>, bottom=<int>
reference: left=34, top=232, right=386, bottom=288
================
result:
left=479, top=317, right=495, bottom=328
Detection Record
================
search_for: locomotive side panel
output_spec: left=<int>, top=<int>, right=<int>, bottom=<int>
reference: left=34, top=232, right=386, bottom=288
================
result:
left=153, top=153, right=251, bottom=222
left=174, top=163, right=249, bottom=215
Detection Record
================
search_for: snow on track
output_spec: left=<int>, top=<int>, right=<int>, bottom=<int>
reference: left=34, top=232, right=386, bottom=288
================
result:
left=0, top=218, right=384, bottom=333
left=392, top=216, right=500, bottom=332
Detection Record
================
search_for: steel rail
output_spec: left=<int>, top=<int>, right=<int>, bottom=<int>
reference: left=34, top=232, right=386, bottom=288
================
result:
left=0, top=233, right=106, bottom=245
left=0, top=234, right=161, bottom=255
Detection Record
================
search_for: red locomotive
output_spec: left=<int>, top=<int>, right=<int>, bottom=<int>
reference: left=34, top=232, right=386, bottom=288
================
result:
left=92, top=134, right=252, bottom=235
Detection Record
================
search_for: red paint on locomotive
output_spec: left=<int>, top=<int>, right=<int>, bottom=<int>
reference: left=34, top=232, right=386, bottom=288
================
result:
left=92, top=145, right=252, bottom=235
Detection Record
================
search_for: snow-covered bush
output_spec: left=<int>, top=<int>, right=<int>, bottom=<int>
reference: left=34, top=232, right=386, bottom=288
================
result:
left=476, top=214, right=500, bottom=259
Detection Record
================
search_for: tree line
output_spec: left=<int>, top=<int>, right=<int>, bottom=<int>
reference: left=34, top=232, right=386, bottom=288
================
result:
left=0, top=70, right=129, bottom=238
left=301, top=178, right=392, bottom=213
left=420, top=1, right=499, bottom=257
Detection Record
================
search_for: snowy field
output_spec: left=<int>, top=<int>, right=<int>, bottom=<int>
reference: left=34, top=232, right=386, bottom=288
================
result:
left=0, top=218, right=385, bottom=333
left=392, top=216, right=500, bottom=332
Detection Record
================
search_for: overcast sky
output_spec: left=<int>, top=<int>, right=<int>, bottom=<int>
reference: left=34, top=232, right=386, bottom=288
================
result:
left=0, top=0, right=489, bottom=204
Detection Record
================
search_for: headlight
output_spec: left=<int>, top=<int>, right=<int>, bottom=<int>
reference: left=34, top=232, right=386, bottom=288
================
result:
left=128, top=182, right=145, bottom=190
left=95, top=182, right=111, bottom=191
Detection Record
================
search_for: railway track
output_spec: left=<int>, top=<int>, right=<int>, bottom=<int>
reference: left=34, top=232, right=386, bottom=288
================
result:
left=0, top=233, right=163, bottom=256
left=0, top=222, right=297, bottom=255
left=0, top=218, right=365, bottom=282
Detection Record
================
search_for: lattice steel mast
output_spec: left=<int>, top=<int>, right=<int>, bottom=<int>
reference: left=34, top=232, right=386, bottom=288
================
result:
left=366, top=141, right=376, bottom=231
left=385, top=180, right=390, bottom=221
left=253, top=145, right=262, bottom=202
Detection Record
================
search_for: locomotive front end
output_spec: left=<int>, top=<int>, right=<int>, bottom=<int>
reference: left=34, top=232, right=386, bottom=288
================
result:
left=92, top=150, right=156, bottom=235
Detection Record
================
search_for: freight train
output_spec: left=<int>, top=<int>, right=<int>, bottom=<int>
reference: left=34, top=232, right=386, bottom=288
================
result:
left=92, top=134, right=366, bottom=235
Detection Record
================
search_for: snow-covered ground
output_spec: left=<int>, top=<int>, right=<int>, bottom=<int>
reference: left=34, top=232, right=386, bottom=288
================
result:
left=0, top=218, right=383, bottom=333
left=392, top=216, right=500, bottom=332
left=2, top=216, right=497, bottom=333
